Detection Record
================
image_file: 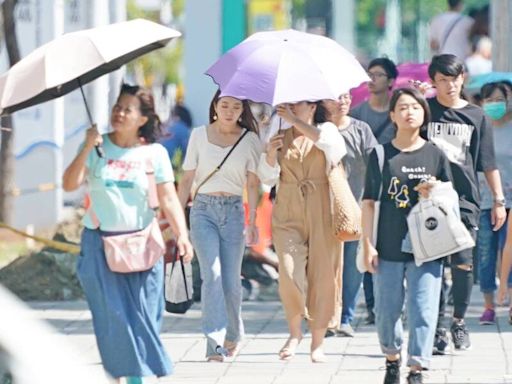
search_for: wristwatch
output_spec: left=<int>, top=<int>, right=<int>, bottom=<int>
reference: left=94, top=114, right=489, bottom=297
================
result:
left=493, top=197, right=506, bottom=207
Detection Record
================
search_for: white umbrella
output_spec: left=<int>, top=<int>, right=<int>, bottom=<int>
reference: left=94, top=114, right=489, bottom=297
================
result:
left=0, top=18, right=181, bottom=156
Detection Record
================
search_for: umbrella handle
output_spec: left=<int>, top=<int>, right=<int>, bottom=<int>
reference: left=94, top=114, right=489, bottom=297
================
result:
left=78, top=79, right=104, bottom=158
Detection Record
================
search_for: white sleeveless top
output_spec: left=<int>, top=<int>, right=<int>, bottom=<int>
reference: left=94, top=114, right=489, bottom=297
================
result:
left=182, top=125, right=263, bottom=195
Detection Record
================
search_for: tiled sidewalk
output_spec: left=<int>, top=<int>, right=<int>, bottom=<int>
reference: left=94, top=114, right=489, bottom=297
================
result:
left=29, top=290, right=512, bottom=384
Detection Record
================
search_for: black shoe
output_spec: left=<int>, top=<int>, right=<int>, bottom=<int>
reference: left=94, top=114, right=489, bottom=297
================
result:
left=383, top=359, right=400, bottom=384
left=324, top=328, right=337, bottom=338
left=406, top=371, right=423, bottom=384
left=365, top=310, right=376, bottom=325
left=450, top=320, right=471, bottom=350
left=433, top=327, right=449, bottom=355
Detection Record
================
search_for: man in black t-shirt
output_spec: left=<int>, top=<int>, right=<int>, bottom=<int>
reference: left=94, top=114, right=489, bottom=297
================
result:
left=422, top=54, right=506, bottom=352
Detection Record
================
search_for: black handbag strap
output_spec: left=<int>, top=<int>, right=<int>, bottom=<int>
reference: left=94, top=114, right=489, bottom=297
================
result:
left=171, top=247, right=191, bottom=299
left=194, top=129, right=250, bottom=194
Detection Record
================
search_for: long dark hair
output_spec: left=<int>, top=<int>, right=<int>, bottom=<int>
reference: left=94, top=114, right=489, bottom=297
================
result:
left=118, top=83, right=162, bottom=143
left=389, top=87, right=431, bottom=131
left=313, top=101, right=329, bottom=124
left=208, top=90, right=259, bottom=134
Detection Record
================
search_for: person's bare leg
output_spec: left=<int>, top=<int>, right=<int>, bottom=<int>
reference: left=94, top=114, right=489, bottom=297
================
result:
left=483, top=292, right=495, bottom=309
left=279, top=314, right=302, bottom=360
left=310, top=327, right=327, bottom=363
left=386, top=353, right=400, bottom=361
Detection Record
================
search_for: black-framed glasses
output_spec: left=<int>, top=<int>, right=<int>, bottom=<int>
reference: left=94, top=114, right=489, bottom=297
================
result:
left=367, top=72, right=388, bottom=81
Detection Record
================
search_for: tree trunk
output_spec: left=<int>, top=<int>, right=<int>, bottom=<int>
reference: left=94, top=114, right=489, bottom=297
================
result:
left=0, top=0, right=20, bottom=224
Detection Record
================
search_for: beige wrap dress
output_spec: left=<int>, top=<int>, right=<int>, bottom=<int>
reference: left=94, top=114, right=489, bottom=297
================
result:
left=270, top=128, right=343, bottom=330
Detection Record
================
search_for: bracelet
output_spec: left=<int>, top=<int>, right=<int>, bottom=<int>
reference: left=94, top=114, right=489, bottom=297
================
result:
left=493, top=197, right=506, bottom=207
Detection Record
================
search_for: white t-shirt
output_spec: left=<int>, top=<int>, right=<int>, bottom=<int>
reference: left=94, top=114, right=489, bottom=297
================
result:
left=464, top=55, right=492, bottom=76
left=429, top=11, right=474, bottom=60
left=182, top=125, right=262, bottom=195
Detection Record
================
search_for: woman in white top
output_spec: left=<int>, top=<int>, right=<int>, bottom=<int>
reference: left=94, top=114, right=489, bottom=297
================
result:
left=178, top=90, right=262, bottom=362
left=258, top=101, right=346, bottom=362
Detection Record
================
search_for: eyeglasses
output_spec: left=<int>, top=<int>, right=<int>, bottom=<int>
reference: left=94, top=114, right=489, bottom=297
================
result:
left=338, top=94, right=352, bottom=101
left=367, top=72, right=388, bottom=81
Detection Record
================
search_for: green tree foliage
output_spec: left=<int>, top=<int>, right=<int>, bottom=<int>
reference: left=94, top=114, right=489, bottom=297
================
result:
left=126, top=0, right=183, bottom=86
left=355, top=0, right=488, bottom=62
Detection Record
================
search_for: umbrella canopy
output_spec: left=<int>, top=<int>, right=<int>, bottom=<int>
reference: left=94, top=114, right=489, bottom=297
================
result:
left=0, top=18, right=181, bottom=115
left=465, top=72, right=512, bottom=92
left=350, top=62, right=434, bottom=108
left=205, top=29, right=369, bottom=106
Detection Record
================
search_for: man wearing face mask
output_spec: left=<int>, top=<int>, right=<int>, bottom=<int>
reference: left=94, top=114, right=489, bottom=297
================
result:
left=475, top=81, right=512, bottom=326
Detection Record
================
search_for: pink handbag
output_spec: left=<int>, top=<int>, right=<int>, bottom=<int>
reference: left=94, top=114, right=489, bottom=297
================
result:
left=89, top=156, right=166, bottom=273
left=102, top=217, right=165, bottom=273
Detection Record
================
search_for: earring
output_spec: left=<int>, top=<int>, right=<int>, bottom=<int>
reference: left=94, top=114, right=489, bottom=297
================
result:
left=238, top=117, right=242, bottom=123
left=213, top=114, right=217, bottom=120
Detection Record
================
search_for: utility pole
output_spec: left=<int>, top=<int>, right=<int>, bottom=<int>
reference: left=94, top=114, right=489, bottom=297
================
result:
left=491, top=0, right=512, bottom=71
left=332, top=0, right=355, bottom=53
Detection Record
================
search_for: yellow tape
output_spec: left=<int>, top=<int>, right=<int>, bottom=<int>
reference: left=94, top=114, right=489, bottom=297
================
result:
left=0, top=222, right=80, bottom=254
left=9, top=183, right=60, bottom=196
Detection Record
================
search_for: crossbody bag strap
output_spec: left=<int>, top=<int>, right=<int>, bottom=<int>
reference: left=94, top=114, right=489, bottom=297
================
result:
left=145, top=154, right=159, bottom=209
left=440, top=15, right=464, bottom=52
left=194, top=129, right=250, bottom=194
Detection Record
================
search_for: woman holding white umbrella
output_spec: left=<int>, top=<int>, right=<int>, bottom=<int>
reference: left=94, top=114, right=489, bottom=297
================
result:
left=258, top=101, right=346, bottom=362
left=63, top=84, right=193, bottom=383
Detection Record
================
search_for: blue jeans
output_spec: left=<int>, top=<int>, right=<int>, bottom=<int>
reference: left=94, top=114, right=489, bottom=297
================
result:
left=477, top=209, right=512, bottom=293
left=189, top=194, right=245, bottom=357
left=341, top=241, right=363, bottom=325
left=374, top=258, right=442, bottom=368
left=363, top=272, right=374, bottom=313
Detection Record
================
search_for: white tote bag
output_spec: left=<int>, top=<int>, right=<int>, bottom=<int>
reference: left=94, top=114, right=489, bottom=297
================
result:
left=406, top=182, right=475, bottom=266
left=356, top=145, right=384, bottom=273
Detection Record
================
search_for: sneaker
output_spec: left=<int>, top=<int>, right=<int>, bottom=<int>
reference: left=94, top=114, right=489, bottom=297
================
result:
left=450, top=320, right=471, bottom=350
left=383, top=359, right=401, bottom=384
left=365, top=310, right=376, bottom=325
left=338, top=323, right=355, bottom=337
left=479, top=308, right=496, bottom=325
left=406, top=371, right=423, bottom=384
left=433, top=327, right=449, bottom=355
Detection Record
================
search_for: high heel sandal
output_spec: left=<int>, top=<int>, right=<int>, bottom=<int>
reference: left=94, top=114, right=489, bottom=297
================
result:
left=278, top=337, right=302, bottom=360
left=223, top=340, right=240, bottom=357
left=206, top=354, right=224, bottom=362
left=310, top=348, right=327, bottom=363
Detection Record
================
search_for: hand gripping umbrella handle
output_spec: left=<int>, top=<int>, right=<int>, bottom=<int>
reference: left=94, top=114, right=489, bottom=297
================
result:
left=78, top=79, right=104, bottom=158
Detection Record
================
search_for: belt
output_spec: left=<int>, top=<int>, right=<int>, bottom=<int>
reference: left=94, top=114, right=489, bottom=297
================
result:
left=280, top=178, right=327, bottom=200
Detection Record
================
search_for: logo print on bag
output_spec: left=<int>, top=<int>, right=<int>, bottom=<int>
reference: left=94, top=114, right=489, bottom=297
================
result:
left=425, top=217, right=438, bottom=230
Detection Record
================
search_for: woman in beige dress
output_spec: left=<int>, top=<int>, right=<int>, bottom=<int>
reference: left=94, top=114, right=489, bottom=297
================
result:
left=258, top=101, right=346, bottom=362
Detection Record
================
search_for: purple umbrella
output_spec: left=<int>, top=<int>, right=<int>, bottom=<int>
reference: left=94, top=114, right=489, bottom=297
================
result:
left=206, top=29, right=369, bottom=106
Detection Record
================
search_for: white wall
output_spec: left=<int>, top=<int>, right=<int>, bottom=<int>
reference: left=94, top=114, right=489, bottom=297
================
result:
left=0, top=0, right=124, bottom=230
left=183, top=0, right=222, bottom=127
left=6, top=0, right=65, bottom=230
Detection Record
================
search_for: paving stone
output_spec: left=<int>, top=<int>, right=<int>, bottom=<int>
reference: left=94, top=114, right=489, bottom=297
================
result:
left=24, top=288, right=511, bottom=383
